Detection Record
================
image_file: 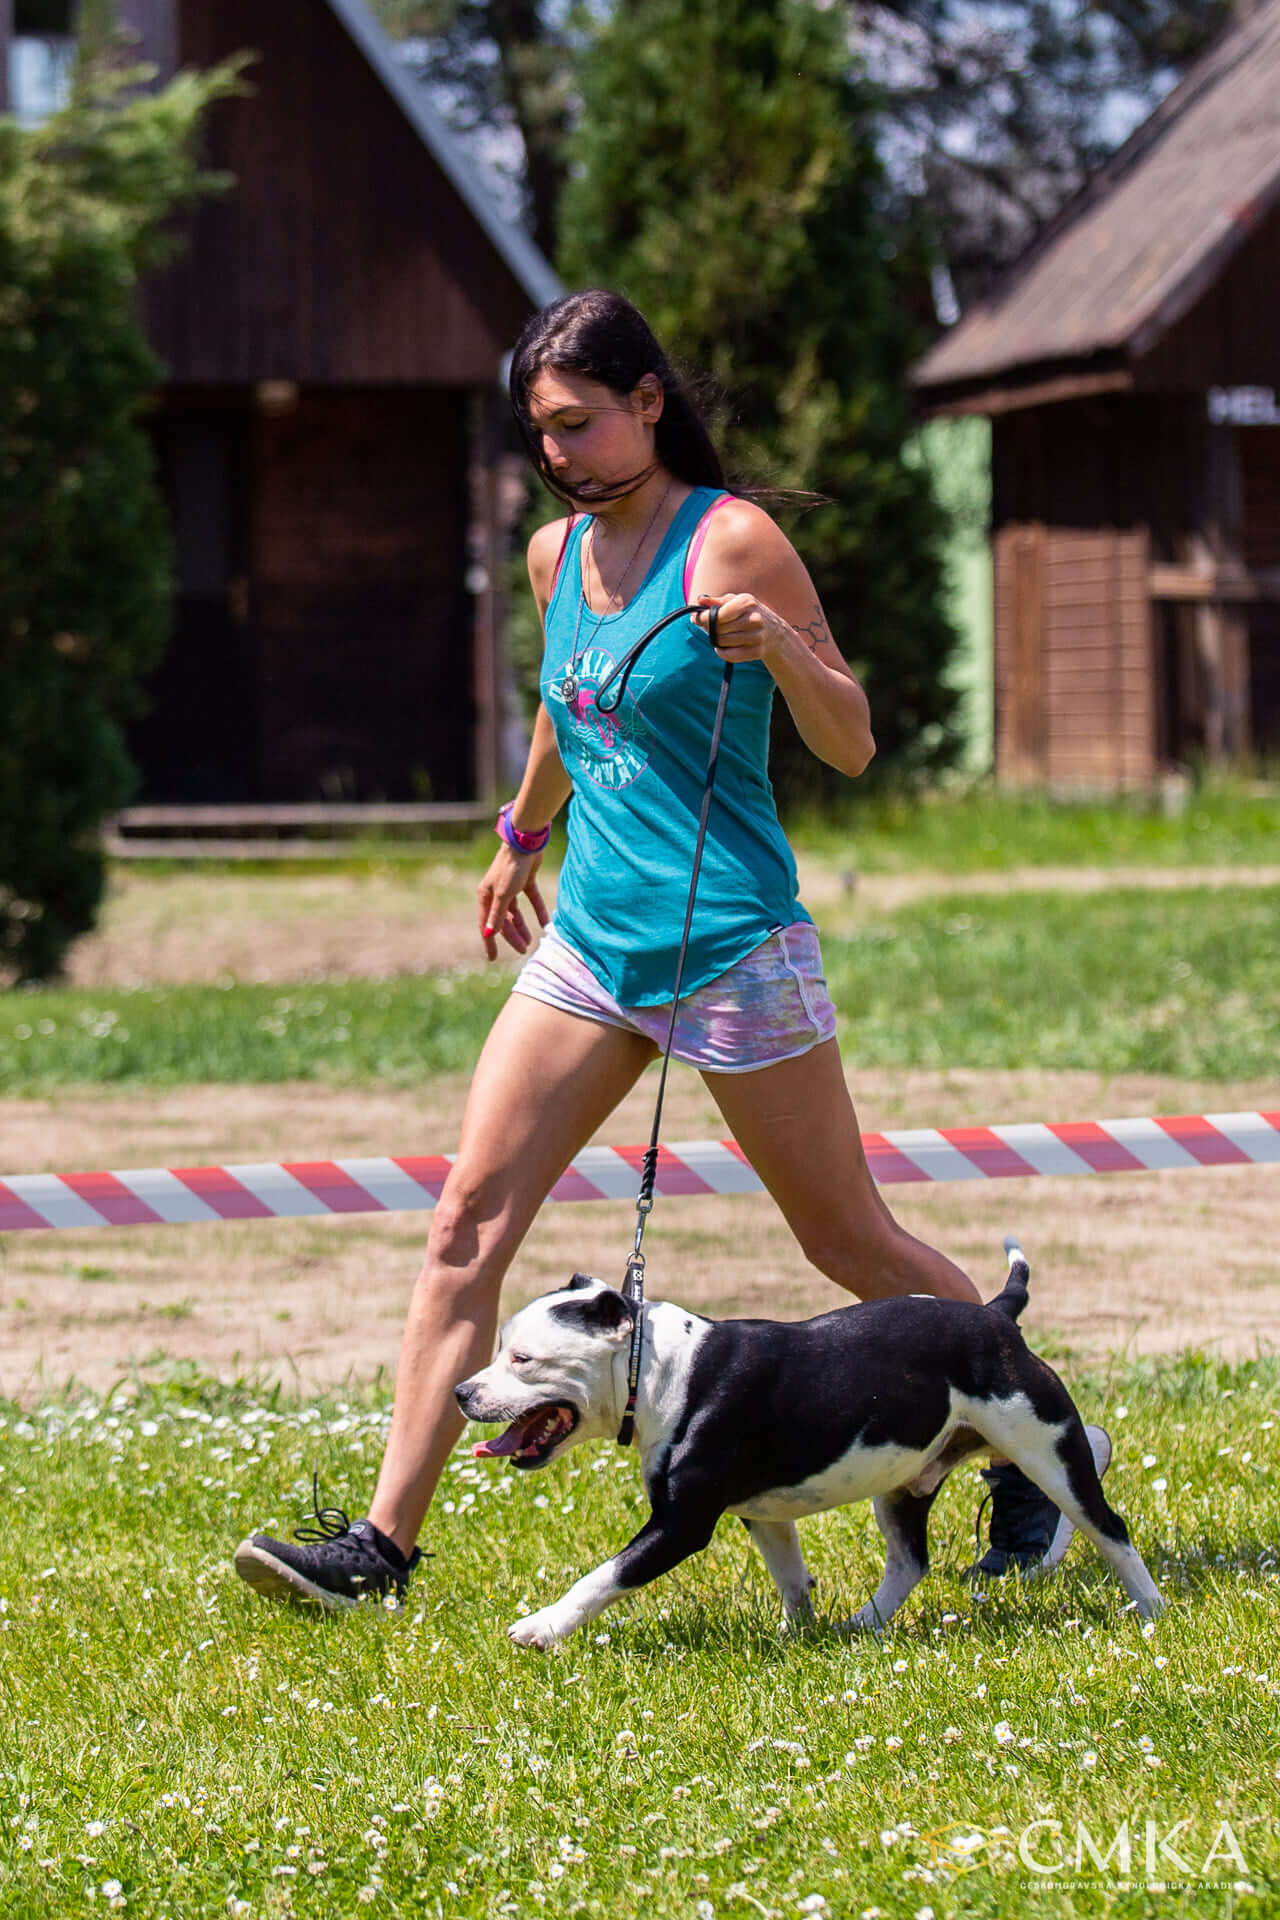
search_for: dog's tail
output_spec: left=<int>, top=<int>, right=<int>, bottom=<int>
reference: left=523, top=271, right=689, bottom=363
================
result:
left=988, top=1235, right=1030, bottom=1322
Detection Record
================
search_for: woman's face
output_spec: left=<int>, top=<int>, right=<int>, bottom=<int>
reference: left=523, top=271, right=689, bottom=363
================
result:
left=524, top=368, right=663, bottom=502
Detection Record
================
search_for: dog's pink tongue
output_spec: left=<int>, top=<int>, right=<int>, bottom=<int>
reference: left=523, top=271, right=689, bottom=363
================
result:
left=473, top=1422, right=526, bottom=1459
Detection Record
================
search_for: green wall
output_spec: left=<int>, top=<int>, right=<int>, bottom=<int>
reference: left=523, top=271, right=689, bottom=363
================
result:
left=910, top=416, right=993, bottom=772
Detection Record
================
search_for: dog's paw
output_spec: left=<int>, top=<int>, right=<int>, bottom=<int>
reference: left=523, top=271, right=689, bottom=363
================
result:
left=508, top=1607, right=569, bottom=1650
left=778, top=1596, right=817, bottom=1636
left=834, top=1602, right=888, bottom=1636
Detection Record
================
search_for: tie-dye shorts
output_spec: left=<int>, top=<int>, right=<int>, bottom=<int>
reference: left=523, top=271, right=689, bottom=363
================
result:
left=511, top=919, right=837, bottom=1073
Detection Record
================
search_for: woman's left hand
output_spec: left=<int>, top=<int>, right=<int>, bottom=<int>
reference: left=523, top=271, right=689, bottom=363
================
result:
left=692, top=592, right=793, bottom=668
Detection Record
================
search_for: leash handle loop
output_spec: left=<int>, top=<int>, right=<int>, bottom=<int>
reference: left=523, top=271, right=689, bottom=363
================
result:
left=595, top=602, right=708, bottom=714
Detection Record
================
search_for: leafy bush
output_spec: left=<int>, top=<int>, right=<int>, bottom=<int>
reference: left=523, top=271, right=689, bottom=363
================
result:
left=0, top=9, right=243, bottom=980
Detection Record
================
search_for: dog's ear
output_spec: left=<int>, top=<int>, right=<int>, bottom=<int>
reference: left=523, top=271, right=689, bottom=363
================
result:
left=565, top=1272, right=601, bottom=1292
left=550, top=1287, right=634, bottom=1343
left=584, top=1288, right=633, bottom=1334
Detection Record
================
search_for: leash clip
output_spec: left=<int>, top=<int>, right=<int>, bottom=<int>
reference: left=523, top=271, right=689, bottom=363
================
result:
left=621, top=1250, right=646, bottom=1302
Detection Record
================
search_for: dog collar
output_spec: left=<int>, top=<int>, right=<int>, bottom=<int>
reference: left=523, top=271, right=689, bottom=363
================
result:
left=617, top=1256, right=646, bottom=1447
left=617, top=1300, right=644, bottom=1447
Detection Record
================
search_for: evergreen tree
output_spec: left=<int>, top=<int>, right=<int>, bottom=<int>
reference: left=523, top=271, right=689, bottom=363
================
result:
left=0, top=10, right=243, bottom=980
left=558, top=0, right=959, bottom=798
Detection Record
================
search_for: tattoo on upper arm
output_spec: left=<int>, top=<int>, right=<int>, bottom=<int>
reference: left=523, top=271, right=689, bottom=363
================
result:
left=798, top=601, right=832, bottom=653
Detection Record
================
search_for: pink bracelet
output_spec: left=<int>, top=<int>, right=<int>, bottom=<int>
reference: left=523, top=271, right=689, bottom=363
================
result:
left=495, top=803, right=551, bottom=855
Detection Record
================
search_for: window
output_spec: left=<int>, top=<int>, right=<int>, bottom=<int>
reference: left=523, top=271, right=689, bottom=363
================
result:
left=9, top=2, right=77, bottom=128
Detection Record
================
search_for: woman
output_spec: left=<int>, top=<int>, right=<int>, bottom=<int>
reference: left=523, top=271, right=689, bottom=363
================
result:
left=234, top=290, right=1065, bottom=1608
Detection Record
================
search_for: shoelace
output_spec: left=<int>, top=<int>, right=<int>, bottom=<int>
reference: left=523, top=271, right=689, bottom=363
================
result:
left=292, top=1473, right=355, bottom=1545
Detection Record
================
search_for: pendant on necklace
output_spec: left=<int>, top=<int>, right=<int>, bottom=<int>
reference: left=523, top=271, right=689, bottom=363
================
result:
left=560, top=671, right=579, bottom=704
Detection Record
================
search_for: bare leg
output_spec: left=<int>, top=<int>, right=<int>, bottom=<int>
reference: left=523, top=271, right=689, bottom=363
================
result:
left=367, top=995, right=656, bottom=1555
left=703, top=1039, right=981, bottom=1305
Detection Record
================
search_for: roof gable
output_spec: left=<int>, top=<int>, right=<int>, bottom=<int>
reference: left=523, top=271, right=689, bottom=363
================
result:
left=140, top=0, right=559, bottom=383
left=322, top=0, right=559, bottom=312
left=914, top=0, right=1280, bottom=395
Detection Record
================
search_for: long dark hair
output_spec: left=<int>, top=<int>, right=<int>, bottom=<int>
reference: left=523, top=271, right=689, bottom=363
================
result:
left=508, top=289, right=727, bottom=504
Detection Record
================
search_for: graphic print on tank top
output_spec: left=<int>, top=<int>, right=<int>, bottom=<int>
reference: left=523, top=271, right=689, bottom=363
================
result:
left=549, top=644, right=653, bottom=791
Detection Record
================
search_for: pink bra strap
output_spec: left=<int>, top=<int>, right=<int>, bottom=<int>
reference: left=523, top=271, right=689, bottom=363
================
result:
left=682, top=492, right=734, bottom=601
left=549, top=513, right=579, bottom=600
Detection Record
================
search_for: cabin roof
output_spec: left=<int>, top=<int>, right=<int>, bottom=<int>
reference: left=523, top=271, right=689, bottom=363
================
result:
left=323, top=0, right=560, bottom=312
left=914, top=0, right=1280, bottom=396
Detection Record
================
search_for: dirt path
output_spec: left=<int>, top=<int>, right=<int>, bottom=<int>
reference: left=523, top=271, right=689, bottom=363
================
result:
left=61, top=860, right=1280, bottom=987
left=3, top=1065, right=1277, bottom=1400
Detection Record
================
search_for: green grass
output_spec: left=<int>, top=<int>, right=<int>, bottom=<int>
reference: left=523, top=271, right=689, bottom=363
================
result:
left=824, top=887, right=1280, bottom=1082
left=0, top=1351, right=1276, bottom=1917
left=788, top=775, right=1280, bottom=874
left=2, top=888, right=1276, bottom=1091
left=0, top=974, right=504, bottom=1090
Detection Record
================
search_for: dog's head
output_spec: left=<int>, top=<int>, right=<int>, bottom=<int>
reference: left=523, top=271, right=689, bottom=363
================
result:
left=454, top=1273, right=634, bottom=1470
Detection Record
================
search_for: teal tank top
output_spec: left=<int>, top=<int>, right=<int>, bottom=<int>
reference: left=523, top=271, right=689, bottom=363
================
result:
left=541, top=485, right=811, bottom=1006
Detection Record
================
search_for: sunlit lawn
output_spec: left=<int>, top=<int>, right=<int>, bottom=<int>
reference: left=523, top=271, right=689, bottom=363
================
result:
left=0, top=1351, right=1276, bottom=1917
left=3, top=780, right=1278, bottom=1916
left=2, top=886, right=1276, bottom=1089
left=786, top=772, right=1280, bottom=874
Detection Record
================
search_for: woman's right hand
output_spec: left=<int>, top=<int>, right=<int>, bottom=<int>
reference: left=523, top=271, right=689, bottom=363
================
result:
left=478, top=846, right=550, bottom=961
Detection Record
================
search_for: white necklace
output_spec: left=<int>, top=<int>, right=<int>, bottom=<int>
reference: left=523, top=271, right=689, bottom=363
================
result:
left=561, top=481, right=674, bottom=705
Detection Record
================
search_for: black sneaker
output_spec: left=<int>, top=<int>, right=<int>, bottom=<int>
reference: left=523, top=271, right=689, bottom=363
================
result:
left=965, top=1425, right=1112, bottom=1580
left=234, top=1487, right=422, bottom=1611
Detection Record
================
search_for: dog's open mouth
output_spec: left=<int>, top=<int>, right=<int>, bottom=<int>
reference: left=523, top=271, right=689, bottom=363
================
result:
left=472, top=1403, right=579, bottom=1468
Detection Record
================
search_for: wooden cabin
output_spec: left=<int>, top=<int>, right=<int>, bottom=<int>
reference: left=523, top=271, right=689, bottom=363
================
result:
left=2, top=0, right=558, bottom=808
left=912, top=0, right=1280, bottom=792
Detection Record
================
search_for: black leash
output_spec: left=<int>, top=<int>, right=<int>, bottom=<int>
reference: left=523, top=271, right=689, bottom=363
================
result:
left=601, top=603, right=734, bottom=1447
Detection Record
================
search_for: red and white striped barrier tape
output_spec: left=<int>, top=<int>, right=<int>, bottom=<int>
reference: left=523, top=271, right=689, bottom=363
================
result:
left=1, top=1112, right=1276, bottom=1234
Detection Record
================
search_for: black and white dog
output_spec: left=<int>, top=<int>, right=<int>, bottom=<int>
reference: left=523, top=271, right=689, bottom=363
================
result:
left=455, top=1242, right=1163, bottom=1648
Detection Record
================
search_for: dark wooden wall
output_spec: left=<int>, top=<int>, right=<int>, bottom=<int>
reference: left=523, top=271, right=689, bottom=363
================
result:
left=141, top=0, right=533, bottom=384
left=252, top=386, right=471, bottom=801
left=992, top=398, right=1164, bottom=789
left=1137, top=203, right=1280, bottom=392
left=1241, top=430, right=1280, bottom=754
left=1242, top=430, right=1280, bottom=570
left=130, top=387, right=473, bottom=803
left=991, top=393, right=1205, bottom=548
left=1251, top=608, right=1280, bottom=753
